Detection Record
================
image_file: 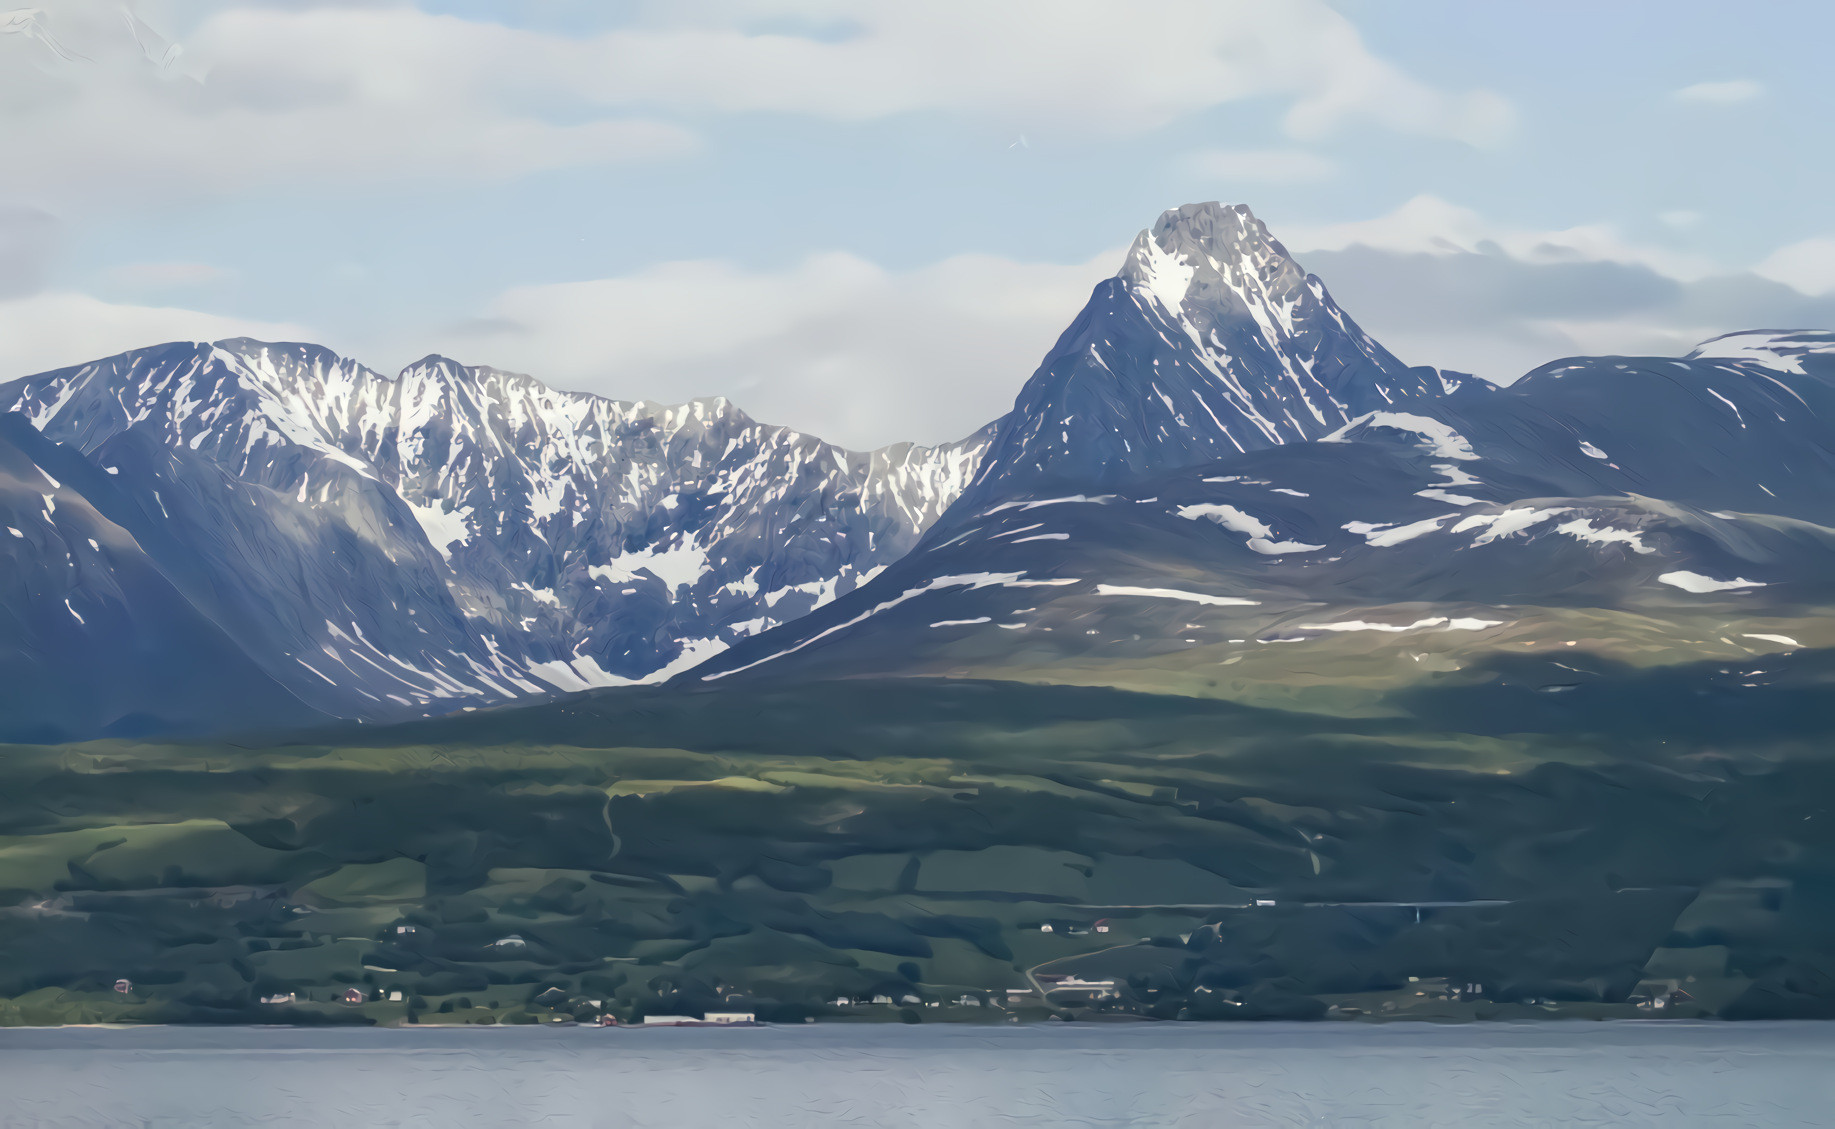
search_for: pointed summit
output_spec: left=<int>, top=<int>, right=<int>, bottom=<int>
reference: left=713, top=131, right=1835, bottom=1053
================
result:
left=948, top=202, right=1451, bottom=512
left=1117, top=202, right=1307, bottom=318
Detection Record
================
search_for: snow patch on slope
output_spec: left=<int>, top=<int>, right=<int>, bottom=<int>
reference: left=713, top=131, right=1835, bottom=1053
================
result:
left=590, top=542, right=711, bottom=593
left=705, top=573, right=1077, bottom=680
left=1093, top=584, right=1260, bottom=607
left=1295, top=616, right=1504, bottom=633
left=406, top=499, right=473, bottom=560
left=1327, top=411, right=1479, bottom=460
left=1659, top=571, right=1765, bottom=593
left=1688, top=331, right=1835, bottom=376
left=1175, top=503, right=1324, bottom=554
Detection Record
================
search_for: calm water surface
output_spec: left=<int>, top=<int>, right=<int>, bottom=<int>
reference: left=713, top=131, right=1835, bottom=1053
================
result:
left=1, top=1021, right=1831, bottom=1127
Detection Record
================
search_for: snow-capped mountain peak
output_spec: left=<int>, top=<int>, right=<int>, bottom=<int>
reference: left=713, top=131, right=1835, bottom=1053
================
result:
left=1118, top=202, right=1306, bottom=321
left=948, top=202, right=1457, bottom=514
left=0, top=339, right=989, bottom=730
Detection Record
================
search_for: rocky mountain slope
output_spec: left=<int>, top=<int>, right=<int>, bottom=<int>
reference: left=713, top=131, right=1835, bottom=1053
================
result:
left=5, top=200, right=1832, bottom=740
left=687, top=209, right=1835, bottom=715
left=954, top=202, right=1456, bottom=513
left=0, top=341, right=986, bottom=736
left=0, top=412, right=325, bottom=741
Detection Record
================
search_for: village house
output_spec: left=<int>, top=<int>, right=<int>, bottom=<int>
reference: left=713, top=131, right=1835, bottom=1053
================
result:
left=1039, top=976, right=1119, bottom=1001
left=341, top=988, right=365, bottom=1005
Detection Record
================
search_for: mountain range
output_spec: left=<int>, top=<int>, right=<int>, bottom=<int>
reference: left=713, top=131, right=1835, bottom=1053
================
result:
left=2, top=201, right=1831, bottom=740
left=6, top=201, right=1835, bottom=1027
left=0, top=342, right=984, bottom=739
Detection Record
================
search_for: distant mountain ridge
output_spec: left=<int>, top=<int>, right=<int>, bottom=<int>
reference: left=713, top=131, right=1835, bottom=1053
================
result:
left=684, top=207, right=1835, bottom=699
left=0, top=338, right=987, bottom=736
left=5, top=200, right=1832, bottom=740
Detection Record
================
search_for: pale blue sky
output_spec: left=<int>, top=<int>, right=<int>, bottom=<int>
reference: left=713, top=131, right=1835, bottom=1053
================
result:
left=2, top=0, right=1831, bottom=447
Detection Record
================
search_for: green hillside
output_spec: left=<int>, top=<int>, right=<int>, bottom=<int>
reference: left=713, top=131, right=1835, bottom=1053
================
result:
left=2, top=657, right=1833, bottom=1026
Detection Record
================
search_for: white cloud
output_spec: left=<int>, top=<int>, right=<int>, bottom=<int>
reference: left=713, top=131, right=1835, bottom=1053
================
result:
left=99, top=261, right=237, bottom=290
left=1673, top=79, right=1764, bottom=105
left=0, top=7, right=83, bottom=61
left=442, top=214, right=1827, bottom=434
left=1178, top=148, right=1337, bottom=184
left=416, top=247, right=1120, bottom=450
left=0, top=206, right=57, bottom=299
left=0, top=2, right=696, bottom=206
left=12, top=194, right=1833, bottom=450
left=564, top=0, right=1512, bottom=143
left=418, top=194, right=1797, bottom=451
left=1754, top=237, right=1835, bottom=296
left=425, top=207, right=1835, bottom=436
left=1280, top=194, right=1716, bottom=281
left=0, top=0, right=1509, bottom=207
left=1285, top=198, right=1835, bottom=386
left=0, top=291, right=309, bottom=381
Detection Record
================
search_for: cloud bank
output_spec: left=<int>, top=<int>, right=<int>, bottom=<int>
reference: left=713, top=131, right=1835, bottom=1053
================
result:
left=420, top=249, right=1118, bottom=450
left=1, top=0, right=1509, bottom=206
left=407, top=197, right=1835, bottom=449
left=1280, top=197, right=1835, bottom=386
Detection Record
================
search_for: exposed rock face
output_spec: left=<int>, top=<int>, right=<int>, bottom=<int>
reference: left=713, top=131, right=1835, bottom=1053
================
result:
left=0, top=340, right=988, bottom=729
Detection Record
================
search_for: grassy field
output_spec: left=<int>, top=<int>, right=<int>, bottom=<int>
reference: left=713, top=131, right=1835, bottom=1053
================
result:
left=2, top=654, right=1834, bottom=1026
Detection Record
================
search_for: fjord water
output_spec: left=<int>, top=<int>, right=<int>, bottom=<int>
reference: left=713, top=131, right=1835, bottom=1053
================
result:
left=1, top=1023, right=1829, bottom=1127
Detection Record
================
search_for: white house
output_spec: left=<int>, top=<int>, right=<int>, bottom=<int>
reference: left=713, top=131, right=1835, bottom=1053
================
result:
left=703, top=1012, right=755, bottom=1024
left=1044, top=977, right=1118, bottom=999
